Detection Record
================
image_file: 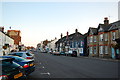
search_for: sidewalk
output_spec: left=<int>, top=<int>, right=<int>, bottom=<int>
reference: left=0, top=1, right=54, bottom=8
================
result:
left=78, top=56, right=120, bottom=62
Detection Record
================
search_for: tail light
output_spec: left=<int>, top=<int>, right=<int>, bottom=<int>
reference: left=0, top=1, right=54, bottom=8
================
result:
left=0, top=75, right=8, bottom=80
left=26, top=57, right=31, bottom=59
left=23, top=64, right=29, bottom=68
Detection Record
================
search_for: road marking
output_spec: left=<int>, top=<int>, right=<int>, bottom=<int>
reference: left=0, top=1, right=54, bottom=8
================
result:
left=40, top=72, right=50, bottom=76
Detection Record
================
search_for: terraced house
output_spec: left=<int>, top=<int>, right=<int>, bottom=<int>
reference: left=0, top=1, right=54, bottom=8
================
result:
left=87, top=27, right=98, bottom=57
left=87, top=18, right=120, bottom=59
left=56, top=29, right=88, bottom=56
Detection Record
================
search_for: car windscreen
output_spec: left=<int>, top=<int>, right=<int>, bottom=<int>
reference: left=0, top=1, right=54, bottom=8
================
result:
left=26, top=52, right=32, bottom=56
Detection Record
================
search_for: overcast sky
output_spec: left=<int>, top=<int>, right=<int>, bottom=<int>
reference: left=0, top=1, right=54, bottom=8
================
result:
left=0, top=0, right=119, bottom=47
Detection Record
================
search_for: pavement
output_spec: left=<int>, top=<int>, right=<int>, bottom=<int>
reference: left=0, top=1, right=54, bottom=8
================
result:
left=78, top=56, right=120, bottom=62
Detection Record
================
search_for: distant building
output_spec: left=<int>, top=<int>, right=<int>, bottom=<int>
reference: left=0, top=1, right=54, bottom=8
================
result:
left=55, top=29, right=88, bottom=56
left=7, top=30, right=21, bottom=49
left=47, top=38, right=58, bottom=51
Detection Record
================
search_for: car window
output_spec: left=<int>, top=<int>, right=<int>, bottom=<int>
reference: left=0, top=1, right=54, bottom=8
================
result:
left=15, top=53, right=23, bottom=57
left=26, top=53, right=32, bottom=56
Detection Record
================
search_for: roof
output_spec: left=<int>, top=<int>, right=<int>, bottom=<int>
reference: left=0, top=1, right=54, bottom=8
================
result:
left=56, top=32, right=84, bottom=44
left=98, top=20, right=120, bottom=32
left=108, top=20, right=120, bottom=31
left=98, top=24, right=112, bottom=32
left=88, top=27, right=98, bottom=35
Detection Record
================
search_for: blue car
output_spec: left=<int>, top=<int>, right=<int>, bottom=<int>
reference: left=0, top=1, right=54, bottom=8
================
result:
left=1, top=56, right=35, bottom=76
left=0, top=57, right=26, bottom=80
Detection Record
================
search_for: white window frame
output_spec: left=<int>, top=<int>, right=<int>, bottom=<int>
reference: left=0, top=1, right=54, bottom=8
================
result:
left=94, top=36, right=97, bottom=42
left=100, top=34, right=103, bottom=41
left=90, top=36, right=93, bottom=42
left=89, top=47, right=93, bottom=54
left=112, top=32, right=116, bottom=40
left=79, top=48, right=83, bottom=53
left=105, top=33, right=108, bottom=41
left=105, top=46, right=108, bottom=54
left=99, top=46, right=103, bottom=54
left=94, top=46, right=97, bottom=54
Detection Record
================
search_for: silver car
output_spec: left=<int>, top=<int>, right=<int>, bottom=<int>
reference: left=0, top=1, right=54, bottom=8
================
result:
left=8, top=51, right=34, bottom=60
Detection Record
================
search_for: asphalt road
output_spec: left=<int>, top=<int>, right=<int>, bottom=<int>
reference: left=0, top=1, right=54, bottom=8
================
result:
left=27, top=51, right=119, bottom=79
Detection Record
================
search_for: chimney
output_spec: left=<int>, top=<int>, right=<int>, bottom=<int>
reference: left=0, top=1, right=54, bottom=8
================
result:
left=75, top=29, right=78, bottom=33
left=104, top=17, right=109, bottom=25
left=61, top=33, right=63, bottom=38
left=0, top=27, right=4, bottom=32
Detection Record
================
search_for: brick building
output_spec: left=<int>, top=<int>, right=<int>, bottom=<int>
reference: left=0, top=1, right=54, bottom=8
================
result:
left=7, top=30, right=21, bottom=46
left=87, top=18, right=120, bottom=59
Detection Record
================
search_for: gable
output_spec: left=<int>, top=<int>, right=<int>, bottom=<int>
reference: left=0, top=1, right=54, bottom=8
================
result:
left=98, top=27, right=104, bottom=32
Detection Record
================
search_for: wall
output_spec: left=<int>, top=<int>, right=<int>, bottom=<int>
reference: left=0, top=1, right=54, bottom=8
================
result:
left=0, top=31, right=14, bottom=56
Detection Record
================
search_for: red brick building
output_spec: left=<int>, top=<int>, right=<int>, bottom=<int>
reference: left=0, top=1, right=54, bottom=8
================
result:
left=7, top=30, right=21, bottom=45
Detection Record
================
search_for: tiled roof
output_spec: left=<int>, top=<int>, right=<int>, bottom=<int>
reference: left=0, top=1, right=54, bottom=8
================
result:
left=55, top=32, right=84, bottom=44
left=98, top=24, right=112, bottom=32
left=108, top=20, right=120, bottom=31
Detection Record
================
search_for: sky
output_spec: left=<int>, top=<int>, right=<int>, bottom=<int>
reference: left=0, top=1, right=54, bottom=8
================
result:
left=0, top=0, right=119, bottom=47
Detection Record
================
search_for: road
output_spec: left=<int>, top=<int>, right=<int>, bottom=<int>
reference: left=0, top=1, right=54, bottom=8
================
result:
left=27, top=51, right=119, bottom=79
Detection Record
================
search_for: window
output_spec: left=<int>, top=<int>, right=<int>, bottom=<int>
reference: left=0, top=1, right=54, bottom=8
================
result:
left=94, top=36, right=97, bottom=42
left=112, top=32, right=116, bottom=40
left=99, top=46, right=103, bottom=54
left=99, top=34, right=103, bottom=41
left=90, top=36, right=93, bottom=42
left=105, top=46, right=108, bottom=54
left=89, top=47, right=93, bottom=54
left=81, top=41, right=83, bottom=46
left=105, top=33, right=108, bottom=41
left=94, top=46, right=97, bottom=54
left=87, top=37, right=90, bottom=44
left=15, top=53, right=23, bottom=57
left=79, top=48, right=83, bottom=53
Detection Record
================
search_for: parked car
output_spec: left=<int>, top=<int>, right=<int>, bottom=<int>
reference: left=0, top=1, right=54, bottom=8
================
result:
left=71, top=51, right=77, bottom=57
left=52, top=51, right=60, bottom=56
left=66, top=50, right=73, bottom=56
left=26, top=50, right=34, bottom=54
left=1, top=56, right=35, bottom=75
left=0, top=57, right=26, bottom=80
left=59, top=51, right=66, bottom=56
left=8, top=51, right=34, bottom=60
left=66, top=50, right=77, bottom=57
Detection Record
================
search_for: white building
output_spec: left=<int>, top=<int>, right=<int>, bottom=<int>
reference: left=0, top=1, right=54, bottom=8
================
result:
left=0, top=30, right=14, bottom=56
left=47, top=38, right=58, bottom=51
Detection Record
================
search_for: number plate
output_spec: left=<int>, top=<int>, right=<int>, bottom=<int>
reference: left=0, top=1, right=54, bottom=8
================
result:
left=14, top=73, right=23, bottom=79
left=30, top=63, right=34, bottom=66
